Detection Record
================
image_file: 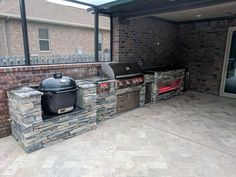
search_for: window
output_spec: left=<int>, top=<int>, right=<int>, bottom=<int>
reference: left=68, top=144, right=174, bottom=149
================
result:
left=39, top=28, right=50, bottom=51
left=98, top=32, right=103, bottom=52
left=30, top=0, right=97, bottom=64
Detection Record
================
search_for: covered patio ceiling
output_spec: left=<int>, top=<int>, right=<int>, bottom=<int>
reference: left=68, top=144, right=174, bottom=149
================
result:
left=67, top=0, right=236, bottom=22
left=94, top=0, right=236, bottom=19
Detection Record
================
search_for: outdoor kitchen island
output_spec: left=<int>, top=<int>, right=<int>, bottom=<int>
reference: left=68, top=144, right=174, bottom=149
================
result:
left=101, top=62, right=146, bottom=114
left=143, top=68, right=185, bottom=103
left=7, top=81, right=97, bottom=153
left=7, top=64, right=186, bottom=153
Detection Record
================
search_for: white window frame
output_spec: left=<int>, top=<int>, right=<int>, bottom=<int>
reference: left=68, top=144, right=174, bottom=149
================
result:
left=98, top=32, right=103, bottom=52
left=38, top=28, right=50, bottom=52
left=220, top=27, right=236, bottom=98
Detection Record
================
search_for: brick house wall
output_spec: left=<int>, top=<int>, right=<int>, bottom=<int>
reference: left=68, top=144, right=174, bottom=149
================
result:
left=0, top=19, right=8, bottom=55
left=112, top=17, right=178, bottom=68
left=0, top=63, right=100, bottom=138
left=0, top=0, right=111, bottom=59
left=177, top=18, right=236, bottom=95
left=0, top=19, right=110, bottom=57
left=4, top=19, right=24, bottom=56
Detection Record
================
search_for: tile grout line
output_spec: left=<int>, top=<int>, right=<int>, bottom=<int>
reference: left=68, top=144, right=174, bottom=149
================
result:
left=123, top=116, right=236, bottom=157
left=143, top=121, right=236, bottom=157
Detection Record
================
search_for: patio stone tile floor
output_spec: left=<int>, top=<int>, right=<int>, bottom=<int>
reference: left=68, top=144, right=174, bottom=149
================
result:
left=0, top=91, right=236, bottom=177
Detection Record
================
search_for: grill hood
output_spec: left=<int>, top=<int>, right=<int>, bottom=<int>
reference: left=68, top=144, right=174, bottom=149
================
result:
left=101, top=62, right=143, bottom=80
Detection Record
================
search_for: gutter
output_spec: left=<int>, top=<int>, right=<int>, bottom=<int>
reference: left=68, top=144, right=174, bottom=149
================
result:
left=0, top=13, right=110, bottom=31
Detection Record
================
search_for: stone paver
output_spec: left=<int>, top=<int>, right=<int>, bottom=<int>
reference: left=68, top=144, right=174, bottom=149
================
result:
left=0, top=91, right=236, bottom=177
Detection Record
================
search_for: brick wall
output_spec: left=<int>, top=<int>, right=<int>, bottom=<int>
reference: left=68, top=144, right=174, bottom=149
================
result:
left=1, top=19, right=110, bottom=57
left=113, top=17, right=178, bottom=68
left=113, top=16, right=236, bottom=95
left=6, top=20, right=24, bottom=56
left=177, top=18, right=236, bottom=95
left=0, top=63, right=100, bottom=138
left=0, top=19, right=8, bottom=56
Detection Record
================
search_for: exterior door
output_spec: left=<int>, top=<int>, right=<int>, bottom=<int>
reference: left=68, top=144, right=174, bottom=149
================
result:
left=221, top=27, right=236, bottom=98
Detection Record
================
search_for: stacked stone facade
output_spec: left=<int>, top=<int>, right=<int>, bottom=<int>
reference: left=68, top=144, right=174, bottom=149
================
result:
left=154, top=69, right=185, bottom=101
left=8, top=85, right=97, bottom=153
left=95, top=81, right=117, bottom=122
left=0, top=63, right=100, bottom=138
left=76, top=80, right=97, bottom=110
left=7, top=78, right=148, bottom=152
left=139, top=85, right=146, bottom=107
left=143, top=69, right=185, bottom=103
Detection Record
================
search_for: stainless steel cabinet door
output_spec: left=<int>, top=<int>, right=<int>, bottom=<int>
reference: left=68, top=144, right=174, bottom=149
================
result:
left=117, top=90, right=140, bottom=114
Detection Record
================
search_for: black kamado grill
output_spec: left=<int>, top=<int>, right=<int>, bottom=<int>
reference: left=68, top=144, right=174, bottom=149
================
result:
left=39, top=73, right=78, bottom=115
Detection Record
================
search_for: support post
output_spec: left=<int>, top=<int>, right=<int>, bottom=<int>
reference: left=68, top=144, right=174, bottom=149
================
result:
left=94, top=9, right=99, bottom=62
left=110, top=15, right=113, bottom=62
left=19, top=0, right=30, bottom=65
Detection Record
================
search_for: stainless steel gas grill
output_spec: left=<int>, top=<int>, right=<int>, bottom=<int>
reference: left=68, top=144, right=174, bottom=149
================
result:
left=101, top=62, right=145, bottom=114
left=101, top=62, right=144, bottom=89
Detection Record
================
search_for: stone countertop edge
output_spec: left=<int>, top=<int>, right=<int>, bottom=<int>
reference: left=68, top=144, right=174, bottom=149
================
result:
left=75, top=80, right=96, bottom=89
left=8, top=86, right=43, bottom=98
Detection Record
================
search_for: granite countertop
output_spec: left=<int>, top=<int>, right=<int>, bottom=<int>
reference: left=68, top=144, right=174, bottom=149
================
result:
left=142, top=67, right=185, bottom=73
left=84, top=76, right=109, bottom=83
left=75, top=80, right=96, bottom=88
left=9, top=86, right=43, bottom=98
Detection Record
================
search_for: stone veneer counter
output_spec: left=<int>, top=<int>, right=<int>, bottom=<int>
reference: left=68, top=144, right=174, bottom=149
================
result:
left=154, top=68, right=185, bottom=102
left=8, top=84, right=97, bottom=153
left=95, top=81, right=117, bottom=122
left=144, top=68, right=185, bottom=103
left=76, top=79, right=117, bottom=123
left=7, top=72, right=185, bottom=153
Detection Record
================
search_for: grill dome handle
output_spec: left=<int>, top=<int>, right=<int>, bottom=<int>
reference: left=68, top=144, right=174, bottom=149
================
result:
left=53, top=73, right=63, bottom=79
left=54, top=88, right=78, bottom=94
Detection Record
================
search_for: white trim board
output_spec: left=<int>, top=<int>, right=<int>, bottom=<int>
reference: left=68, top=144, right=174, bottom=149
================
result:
left=220, top=27, right=236, bottom=98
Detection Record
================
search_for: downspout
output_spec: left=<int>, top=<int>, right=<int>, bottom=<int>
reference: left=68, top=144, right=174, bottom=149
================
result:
left=94, top=8, right=99, bottom=62
left=19, top=0, right=30, bottom=65
left=110, top=15, right=113, bottom=62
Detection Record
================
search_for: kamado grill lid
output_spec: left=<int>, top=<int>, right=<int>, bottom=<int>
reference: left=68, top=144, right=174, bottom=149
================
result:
left=39, top=73, right=77, bottom=92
